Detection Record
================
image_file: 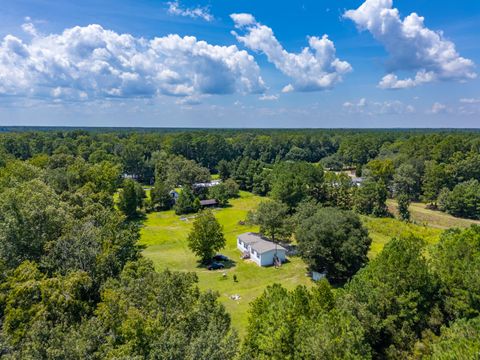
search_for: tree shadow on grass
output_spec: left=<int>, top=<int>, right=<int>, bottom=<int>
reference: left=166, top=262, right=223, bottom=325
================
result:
left=196, top=258, right=237, bottom=270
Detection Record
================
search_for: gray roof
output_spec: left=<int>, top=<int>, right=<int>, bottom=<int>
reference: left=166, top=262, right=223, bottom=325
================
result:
left=237, top=232, right=286, bottom=254
left=200, top=199, right=218, bottom=206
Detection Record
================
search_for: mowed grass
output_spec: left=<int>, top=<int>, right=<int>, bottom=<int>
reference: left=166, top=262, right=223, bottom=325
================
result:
left=139, top=191, right=313, bottom=336
left=387, top=199, right=480, bottom=229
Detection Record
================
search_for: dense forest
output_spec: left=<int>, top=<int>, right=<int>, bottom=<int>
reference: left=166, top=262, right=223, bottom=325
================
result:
left=0, top=128, right=479, bottom=359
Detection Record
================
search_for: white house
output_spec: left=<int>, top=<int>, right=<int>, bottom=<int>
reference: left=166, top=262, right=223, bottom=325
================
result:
left=237, top=232, right=286, bottom=267
left=311, top=271, right=327, bottom=281
left=193, top=179, right=222, bottom=189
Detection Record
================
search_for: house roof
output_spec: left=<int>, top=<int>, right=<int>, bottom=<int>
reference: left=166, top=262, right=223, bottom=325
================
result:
left=194, top=180, right=222, bottom=188
left=200, top=199, right=218, bottom=206
left=237, top=232, right=286, bottom=254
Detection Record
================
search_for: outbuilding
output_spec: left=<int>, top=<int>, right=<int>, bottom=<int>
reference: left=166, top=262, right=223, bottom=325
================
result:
left=237, top=232, right=286, bottom=267
left=200, top=199, right=218, bottom=208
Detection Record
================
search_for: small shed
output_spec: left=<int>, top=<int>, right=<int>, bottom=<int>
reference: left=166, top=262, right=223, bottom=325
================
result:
left=237, top=232, right=286, bottom=267
left=200, top=199, right=218, bottom=207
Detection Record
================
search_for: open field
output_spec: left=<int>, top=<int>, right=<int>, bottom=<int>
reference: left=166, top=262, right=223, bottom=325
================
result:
left=139, top=191, right=313, bottom=336
left=138, top=190, right=464, bottom=335
left=362, top=216, right=442, bottom=258
left=387, top=199, right=480, bottom=229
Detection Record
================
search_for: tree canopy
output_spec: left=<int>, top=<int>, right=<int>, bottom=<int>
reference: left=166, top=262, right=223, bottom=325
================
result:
left=296, top=207, right=371, bottom=284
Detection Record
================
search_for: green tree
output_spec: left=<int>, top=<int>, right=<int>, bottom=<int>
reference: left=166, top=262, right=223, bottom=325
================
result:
left=175, top=186, right=196, bottom=215
left=91, top=259, right=238, bottom=359
left=150, top=179, right=173, bottom=210
left=354, top=180, right=389, bottom=217
left=396, top=193, right=411, bottom=222
left=86, top=160, right=121, bottom=194
left=209, top=179, right=240, bottom=206
left=248, top=200, right=292, bottom=243
left=241, top=283, right=371, bottom=360
left=425, top=317, right=480, bottom=360
left=422, top=161, right=449, bottom=206
left=341, top=236, right=439, bottom=359
left=296, top=207, right=371, bottom=284
left=438, top=180, right=480, bottom=219
left=393, top=163, right=422, bottom=200
left=363, top=159, right=394, bottom=184
left=269, top=162, right=324, bottom=210
left=324, top=172, right=354, bottom=210
left=118, top=179, right=142, bottom=219
left=223, top=178, right=240, bottom=198
left=2, top=261, right=92, bottom=347
left=217, top=160, right=231, bottom=180
left=0, top=179, right=69, bottom=268
left=430, top=226, right=480, bottom=320
left=187, top=210, right=226, bottom=263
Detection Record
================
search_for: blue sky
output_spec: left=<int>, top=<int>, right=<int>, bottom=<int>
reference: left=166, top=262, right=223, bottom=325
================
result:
left=1, top=0, right=479, bottom=127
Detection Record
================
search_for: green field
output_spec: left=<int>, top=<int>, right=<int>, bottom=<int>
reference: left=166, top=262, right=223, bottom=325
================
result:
left=139, top=192, right=477, bottom=336
left=362, top=216, right=442, bottom=257
left=387, top=199, right=480, bottom=229
left=139, top=191, right=313, bottom=336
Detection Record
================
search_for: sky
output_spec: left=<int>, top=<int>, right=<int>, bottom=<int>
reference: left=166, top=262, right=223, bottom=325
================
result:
left=0, top=0, right=479, bottom=128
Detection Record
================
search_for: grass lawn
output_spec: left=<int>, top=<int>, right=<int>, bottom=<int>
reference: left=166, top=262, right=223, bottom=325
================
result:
left=139, top=191, right=475, bottom=336
left=362, top=216, right=443, bottom=258
left=387, top=199, right=480, bottom=229
left=139, top=191, right=313, bottom=336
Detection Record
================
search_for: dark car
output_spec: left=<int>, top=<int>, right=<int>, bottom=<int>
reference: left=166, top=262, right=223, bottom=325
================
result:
left=207, top=262, right=225, bottom=270
left=212, top=254, right=229, bottom=262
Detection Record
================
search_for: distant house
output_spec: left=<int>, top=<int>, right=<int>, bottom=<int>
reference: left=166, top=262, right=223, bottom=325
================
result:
left=311, top=271, right=327, bottom=281
left=351, top=177, right=364, bottom=186
left=193, top=179, right=221, bottom=189
left=200, top=199, right=218, bottom=207
left=169, top=190, right=179, bottom=203
left=237, top=232, right=286, bottom=267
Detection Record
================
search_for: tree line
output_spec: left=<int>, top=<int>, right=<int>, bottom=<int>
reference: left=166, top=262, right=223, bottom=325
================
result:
left=3, top=128, right=479, bottom=218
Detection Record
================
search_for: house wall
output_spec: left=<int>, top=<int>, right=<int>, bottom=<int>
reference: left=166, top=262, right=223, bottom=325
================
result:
left=237, top=238, right=247, bottom=252
left=237, top=238, right=286, bottom=267
left=259, top=249, right=286, bottom=267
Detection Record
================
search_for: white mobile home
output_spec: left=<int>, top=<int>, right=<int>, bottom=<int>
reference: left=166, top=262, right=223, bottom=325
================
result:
left=237, top=232, right=286, bottom=267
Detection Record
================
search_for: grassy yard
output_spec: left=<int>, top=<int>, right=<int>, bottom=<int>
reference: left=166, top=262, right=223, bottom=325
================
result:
left=139, top=191, right=313, bottom=336
left=139, top=191, right=476, bottom=336
left=387, top=199, right=480, bottom=229
left=362, top=216, right=442, bottom=258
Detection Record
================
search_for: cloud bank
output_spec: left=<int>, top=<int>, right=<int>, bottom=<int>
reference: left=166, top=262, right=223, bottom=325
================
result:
left=0, top=24, right=265, bottom=101
left=231, top=13, right=352, bottom=93
left=344, top=0, right=476, bottom=89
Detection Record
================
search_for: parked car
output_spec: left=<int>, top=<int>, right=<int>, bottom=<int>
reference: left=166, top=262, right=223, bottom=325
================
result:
left=213, top=254, right=229, bottom=262
left=207, top=262, right=225, bottom=270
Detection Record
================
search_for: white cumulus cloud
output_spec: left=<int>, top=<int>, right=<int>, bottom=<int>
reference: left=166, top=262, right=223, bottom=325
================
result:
left=429, top=102, right=449, bottom=114
left=230, top=13, right=352, bottom=92
left=0, top=24, right=265, bottom=101
left=460, top=98, right=480, bottom=104
left=167, top=1, right=213, bottom=22
left=259, top=94, right=279, bottom=101
left=344, top=0, right=476, bottom=89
